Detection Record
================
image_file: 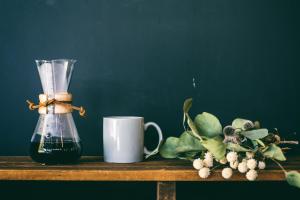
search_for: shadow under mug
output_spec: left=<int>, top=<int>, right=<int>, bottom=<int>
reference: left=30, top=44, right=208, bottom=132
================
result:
left=103, top=116, right=163, bottom=163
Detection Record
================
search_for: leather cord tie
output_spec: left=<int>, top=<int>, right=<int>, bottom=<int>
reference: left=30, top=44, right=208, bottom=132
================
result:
left=26, top=93, right=86, bottom=117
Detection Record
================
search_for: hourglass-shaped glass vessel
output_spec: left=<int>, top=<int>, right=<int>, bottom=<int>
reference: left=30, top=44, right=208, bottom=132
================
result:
left=29, top=59, right=82, bottom=164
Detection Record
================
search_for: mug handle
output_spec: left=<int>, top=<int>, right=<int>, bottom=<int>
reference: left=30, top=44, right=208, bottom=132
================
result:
left=144, top=122, right=163, bottom=158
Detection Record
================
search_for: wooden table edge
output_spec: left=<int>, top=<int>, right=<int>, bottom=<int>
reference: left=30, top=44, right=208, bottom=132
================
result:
left=0, top=169, right=289, bottom=181
left=1, top=156, right=298, bottom=200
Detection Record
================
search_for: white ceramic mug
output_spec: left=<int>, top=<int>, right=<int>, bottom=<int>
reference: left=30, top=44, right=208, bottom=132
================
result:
left=103, top=116, right=163, bottom=163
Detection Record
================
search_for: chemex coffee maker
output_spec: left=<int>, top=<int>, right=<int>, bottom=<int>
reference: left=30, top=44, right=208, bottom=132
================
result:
left=27, top=59, right=85, bottom=164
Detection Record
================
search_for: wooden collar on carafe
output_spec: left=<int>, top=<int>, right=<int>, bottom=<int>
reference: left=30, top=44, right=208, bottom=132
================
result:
left=38, top=93, right=73, bottom=114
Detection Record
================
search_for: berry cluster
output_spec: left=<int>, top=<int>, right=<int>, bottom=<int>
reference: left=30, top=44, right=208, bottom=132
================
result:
left=193, top=151, right=266, bottom=181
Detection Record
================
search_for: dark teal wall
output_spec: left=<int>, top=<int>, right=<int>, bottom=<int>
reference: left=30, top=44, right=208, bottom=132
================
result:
left=1, top=1, right=300, bottom=199
left=0, top=0, right=299, bottom=156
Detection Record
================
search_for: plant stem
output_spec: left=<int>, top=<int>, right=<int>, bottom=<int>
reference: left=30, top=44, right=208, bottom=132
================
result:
left=211, top=164, right=222, bottom=171
left=279, top=141, right=299, bottom=145
left=270, top=158, right=287, bottom=174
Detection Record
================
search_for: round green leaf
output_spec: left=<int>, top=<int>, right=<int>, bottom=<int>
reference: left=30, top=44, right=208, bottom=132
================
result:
left=194, top=112, right=222, bottom=138
left=176, top=131, right=204, bottom=153
left=159, top=137, right=179, bottom=159
left=241, top=129, right=268, bottom=140
left=201, top=136, right=226, bottom=160
left=263, top=144, right=286, bottom=161
left=286, top=171, right=300, bottom=188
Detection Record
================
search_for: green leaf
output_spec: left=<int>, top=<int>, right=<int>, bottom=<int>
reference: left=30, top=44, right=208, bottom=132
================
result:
left=226, top=143, right=250, bottom=152
left=177, top=151, right=198, bottom=161
left=145, top=137, right=164, bottom=159
left=159, top=131, right=205, bottom=160
left=183, top=98, right=193, bottom=113
left=241, top=129, right=268, bottom=140
left=176, top=131, right=204, bottom=153
left=186, top=113, right=202, bottom=140
left=286, top=171, right=300, bottom=188
left=183, top=98, right=193, bottom=129
left=159, top=137, right=179, bottom=158
left=201, top=136, right=226, bottom=160
left=194, top=112, right=222, bottom=138
left=145, top=148, right=159, bottom=159
left=263, top=144, right=286, bottom=161
left=256, top=139, right=265, bottom=147
left=182, top=98, right=202, bottom=140
left=232, top=118, right=252, bottom=130
left=145, top=140, right=163, bottom=159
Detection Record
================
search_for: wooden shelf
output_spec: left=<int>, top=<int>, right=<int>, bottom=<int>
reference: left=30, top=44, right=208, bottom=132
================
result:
left=0, top=156, right=299, bottom=181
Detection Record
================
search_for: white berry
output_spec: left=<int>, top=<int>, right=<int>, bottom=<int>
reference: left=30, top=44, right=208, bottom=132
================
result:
left=204, top=158, right=213, bottom=168
left=204, top=152, right=213, bottom=160
left=193, top=159, right=204, bottom=170
left=222, top=167, right=233, bottom=179
left=247, top=159, right=257, bottom=170
left=238, top=162, right=248, bottom=173
left=258, top=161, right=266, bottom=170
left=226, top=152, right=238, bottom=163
left=198, top=167, right=210, bottom=179
left=246, top=169, right=258, bottom=181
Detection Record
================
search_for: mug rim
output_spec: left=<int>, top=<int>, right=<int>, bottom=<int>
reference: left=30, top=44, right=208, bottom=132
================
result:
left=103, top=116, right=144, bottom=120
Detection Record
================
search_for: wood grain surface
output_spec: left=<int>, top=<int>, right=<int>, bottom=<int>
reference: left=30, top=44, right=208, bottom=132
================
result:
left=0, top=156, right=299, bottom=181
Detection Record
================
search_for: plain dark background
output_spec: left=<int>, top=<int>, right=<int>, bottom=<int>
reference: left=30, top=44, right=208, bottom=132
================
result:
left=0, top=0, right=299, bottom=199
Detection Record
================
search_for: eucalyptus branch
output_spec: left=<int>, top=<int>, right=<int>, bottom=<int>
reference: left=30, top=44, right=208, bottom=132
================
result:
left=161, top=98, right=300, bottom=187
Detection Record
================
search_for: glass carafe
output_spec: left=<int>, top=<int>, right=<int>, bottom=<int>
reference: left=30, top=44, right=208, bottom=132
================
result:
left=29, top=59, right=82, bottom=164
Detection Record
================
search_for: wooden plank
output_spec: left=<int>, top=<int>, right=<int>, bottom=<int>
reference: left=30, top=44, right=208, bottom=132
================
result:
left=0, top=169, right=287, bottom=181
left=157, top=182, right=176, bottom=200
left=0, top=156, right=298, bottom=181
